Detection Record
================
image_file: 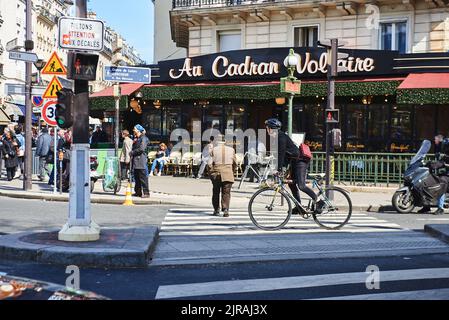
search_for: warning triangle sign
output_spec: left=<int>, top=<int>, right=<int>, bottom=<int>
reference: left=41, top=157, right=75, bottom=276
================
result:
left=43, top=76, right=63, bottom=99
left=42, top=51, right=67, bottom=75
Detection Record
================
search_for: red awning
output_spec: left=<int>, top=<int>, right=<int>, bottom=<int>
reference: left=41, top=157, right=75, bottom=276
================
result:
left=398, top=73, right=449, bottom=89
left=90, top=83, right=144, bottom=98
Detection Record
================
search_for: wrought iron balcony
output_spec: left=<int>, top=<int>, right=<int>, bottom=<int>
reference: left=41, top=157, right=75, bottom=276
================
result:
left=172, top=0, right=276, bottom=10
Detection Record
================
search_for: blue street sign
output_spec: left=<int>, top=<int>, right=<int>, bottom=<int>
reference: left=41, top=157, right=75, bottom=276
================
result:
left=104, top=66, right=151, bottom=84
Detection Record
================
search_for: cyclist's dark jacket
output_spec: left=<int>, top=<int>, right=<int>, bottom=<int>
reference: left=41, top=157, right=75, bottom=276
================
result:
left=277, top=131, right=300, bottom=171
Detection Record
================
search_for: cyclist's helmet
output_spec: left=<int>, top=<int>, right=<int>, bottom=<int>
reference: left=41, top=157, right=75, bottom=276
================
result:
left=265, top=118, right=282, bottom=130
left=441, top=138, right=449, bottom=155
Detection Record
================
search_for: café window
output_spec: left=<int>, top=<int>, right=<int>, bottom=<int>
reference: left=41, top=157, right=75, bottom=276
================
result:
left=415, top=105, right=435, bottom=142
left=380, top=21, right=407, bottom=53
left=294, top=26, right=318, bottom=47
left=390, top=105, right=413, bottom=153
left=218, top=30, right=241, bottom=52
left=345, top=105, right=366, bottom=151
left=367, top=104, right=389, bottom=152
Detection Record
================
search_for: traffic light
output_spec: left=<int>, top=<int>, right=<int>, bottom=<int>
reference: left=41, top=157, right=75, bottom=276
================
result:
left=67, top=52, right=99, bottom=81
left=56, top=88, right=74, bottom=129
left=325, top=109, right=339, bottom=124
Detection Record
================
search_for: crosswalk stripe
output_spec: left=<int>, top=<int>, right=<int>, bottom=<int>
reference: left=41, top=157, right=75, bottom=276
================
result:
left=313, top=288, right=449, bottom=300
left=155, top=268, right=449, bottom=299
left=159, top=208, right=404, bottom=236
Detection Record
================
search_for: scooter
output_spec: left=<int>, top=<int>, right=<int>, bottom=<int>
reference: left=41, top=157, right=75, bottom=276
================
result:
left=392, top=140, right=449, bottom=213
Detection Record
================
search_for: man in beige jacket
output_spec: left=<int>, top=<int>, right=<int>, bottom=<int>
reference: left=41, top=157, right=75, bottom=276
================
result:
left=208, top=135, right=237, bottom=217
left=119, top=130, right=133, bottom=180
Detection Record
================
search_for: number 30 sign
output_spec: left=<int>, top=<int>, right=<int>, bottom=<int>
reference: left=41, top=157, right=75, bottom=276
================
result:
left=42, top=100, right=57, bottom=126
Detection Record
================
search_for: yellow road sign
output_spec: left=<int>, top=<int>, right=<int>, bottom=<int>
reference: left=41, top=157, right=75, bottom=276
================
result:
left=42, top=51, right=67, bottom=75
left=43, top=76, right=63, bottom=99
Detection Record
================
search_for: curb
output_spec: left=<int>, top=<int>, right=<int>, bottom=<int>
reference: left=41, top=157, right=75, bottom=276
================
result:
left=424, top=224, right=449, bottom=244
left=0, top=227, right=160, bottom=268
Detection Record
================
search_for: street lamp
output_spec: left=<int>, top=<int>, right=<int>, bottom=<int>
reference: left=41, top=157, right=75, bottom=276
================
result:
left=34, top=59, right=46, bottom=85
left=281, top=49, right=301, bottom=137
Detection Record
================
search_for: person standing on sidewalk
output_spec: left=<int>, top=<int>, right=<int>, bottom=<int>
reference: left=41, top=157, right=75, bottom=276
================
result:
left=35, top=127, right=52, bottom=181
left=15, top=126, right=25, bottom=178
left=1, top=129, right=21, bottom=181
left=209, top=134, right=237, bottom=217
left=120, top=130, right=133, bottom=180
left=197, top=136, right=215, bottom=179
left=131, top=125, right=150, bottom=198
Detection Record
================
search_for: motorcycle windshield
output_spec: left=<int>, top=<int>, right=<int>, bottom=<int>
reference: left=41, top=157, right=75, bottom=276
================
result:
left=409, top=140, right=431, bottom=166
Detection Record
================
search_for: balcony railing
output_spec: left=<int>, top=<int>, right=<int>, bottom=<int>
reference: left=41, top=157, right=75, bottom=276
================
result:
left=172, top=0, right=275, bottom=10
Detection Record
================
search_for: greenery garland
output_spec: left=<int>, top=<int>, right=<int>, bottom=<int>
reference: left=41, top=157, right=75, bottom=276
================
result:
left=397, top=88, right=449, bottom=104
left=89, top=96, right=128, bottom=111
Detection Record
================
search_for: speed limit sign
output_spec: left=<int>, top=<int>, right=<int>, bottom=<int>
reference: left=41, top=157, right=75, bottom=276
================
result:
left=42, top=100, right=57, bottom=126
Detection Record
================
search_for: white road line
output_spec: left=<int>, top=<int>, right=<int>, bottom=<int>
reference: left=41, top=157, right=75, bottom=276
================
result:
left=155, top=268, right=449, bottom=299
left=314, top=288, right=449, bottom=300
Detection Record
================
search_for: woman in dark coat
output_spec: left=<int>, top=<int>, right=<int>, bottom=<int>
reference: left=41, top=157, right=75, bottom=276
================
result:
left=1, top=130, right=20, bottom=181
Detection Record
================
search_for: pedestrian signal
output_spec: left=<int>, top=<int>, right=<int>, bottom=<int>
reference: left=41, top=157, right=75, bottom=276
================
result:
left=67, top=52, right=99, bottom=81
left=326, top=109, right=339, bottom=124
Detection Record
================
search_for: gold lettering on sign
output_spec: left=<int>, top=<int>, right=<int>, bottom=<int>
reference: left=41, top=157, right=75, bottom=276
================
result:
left=212, top=55, right=280, bottom=78
left=169, top=58, right=204, bottom=79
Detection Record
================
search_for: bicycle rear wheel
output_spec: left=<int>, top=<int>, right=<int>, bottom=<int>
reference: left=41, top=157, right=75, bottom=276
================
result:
left=313, top=187, right=352, bottom=230
left=248, top=187, right=292, bottom=231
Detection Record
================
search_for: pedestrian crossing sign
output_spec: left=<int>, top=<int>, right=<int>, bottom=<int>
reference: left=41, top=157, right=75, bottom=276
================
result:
left=43, top=76, right=63, bottom=99
left=42, top=51, right=67, bottom=75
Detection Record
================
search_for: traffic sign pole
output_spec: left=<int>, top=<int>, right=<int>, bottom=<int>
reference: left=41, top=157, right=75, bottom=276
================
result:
left=24, top=0, right=33, bottom=192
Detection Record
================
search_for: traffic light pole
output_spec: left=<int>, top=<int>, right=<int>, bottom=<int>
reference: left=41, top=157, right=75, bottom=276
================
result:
left=325, top=39, right=338, bottom=199
left=58, top=0, right=100, bottom=242
left=23, top=0, right=33, bottom=191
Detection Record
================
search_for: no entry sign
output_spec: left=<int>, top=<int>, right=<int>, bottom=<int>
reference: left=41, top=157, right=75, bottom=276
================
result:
left=42, top=100, right=57, bottom=127
left=58, top=17, right=104, bottom=52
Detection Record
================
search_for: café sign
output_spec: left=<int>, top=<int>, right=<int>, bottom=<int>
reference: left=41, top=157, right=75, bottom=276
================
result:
left=159, top=47, right=395, bottom=83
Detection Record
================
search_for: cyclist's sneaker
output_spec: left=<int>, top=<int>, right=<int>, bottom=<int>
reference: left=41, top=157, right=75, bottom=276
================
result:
left=313, top=200, right=326, bottom=214
left=291, top=207, right=300, bottom=215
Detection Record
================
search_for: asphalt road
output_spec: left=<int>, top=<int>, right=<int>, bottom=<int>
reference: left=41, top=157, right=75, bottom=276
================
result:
left=1, top=253, right=449, bottom=300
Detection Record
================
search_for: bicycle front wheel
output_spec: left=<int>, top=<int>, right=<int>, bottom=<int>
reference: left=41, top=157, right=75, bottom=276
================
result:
left=313, top=187, right=352, bottom=230
left=248, top=187, right=292, bottom=231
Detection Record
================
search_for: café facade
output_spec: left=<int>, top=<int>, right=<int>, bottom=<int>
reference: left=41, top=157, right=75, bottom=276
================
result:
left=90, top=47, right=449, bottom=153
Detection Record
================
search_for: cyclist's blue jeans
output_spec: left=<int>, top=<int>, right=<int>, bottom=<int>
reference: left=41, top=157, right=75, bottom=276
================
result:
left=438, top=194, right=446, bottom=209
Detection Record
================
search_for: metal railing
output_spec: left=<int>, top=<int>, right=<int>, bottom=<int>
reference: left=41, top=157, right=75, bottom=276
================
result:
left=172, top=0, right=275, bottom=9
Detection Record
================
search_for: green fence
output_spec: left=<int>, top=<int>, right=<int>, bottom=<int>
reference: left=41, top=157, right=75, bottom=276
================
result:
left=309, top=152, right=430, bottom=187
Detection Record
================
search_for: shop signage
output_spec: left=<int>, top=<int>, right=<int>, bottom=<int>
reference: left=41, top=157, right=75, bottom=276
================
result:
left=280, top=78, right=301, bottom=94
left=58, top=17, right=104, bottom=52
left=158, top=47, right=397, bottom=83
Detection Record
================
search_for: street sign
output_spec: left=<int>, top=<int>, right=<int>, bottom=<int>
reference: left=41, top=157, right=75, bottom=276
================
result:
left=280, top=77, right=301, bottom=94
left=58, top=17, right=105, bottom=52
left=43, top=77, right=63, bottom=99
left=42, top=100, right=57, bottom=126
left=6, top=38, right=21, bottom=51
left=42, top=52, right=67, bottom=75
left=32, top=96, right=44, bottom=108
left=104, top=66, right=152, bottom=84
left=9, top=51, right=39, bottom=63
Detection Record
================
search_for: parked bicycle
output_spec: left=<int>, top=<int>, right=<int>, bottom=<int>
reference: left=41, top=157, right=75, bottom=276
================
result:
left=248, top=171, right=353, bottom=230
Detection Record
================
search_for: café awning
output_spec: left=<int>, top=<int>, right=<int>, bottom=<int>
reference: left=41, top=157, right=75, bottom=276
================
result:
left=90, top=83, right=144, bottom=98
left=0, top=108, right=11, bottom=125
left=398, top=73, right=449, bottom=89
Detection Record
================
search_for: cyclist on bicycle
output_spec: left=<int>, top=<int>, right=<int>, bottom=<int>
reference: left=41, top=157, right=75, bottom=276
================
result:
left=265, top=118, right=318, bottom=214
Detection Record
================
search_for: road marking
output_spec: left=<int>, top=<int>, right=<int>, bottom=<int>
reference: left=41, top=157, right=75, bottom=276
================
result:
left=159, top=209, right=405, bottom=236
left=417, top=218, right=449, bottom=221
left=155, top=268, right=449, bottom=299
left=314, top=288, right=449, bottom=300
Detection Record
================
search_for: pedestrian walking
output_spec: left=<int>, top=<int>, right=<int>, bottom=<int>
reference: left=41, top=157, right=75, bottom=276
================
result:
left=131, top=124, right=150, bottom=198
left=119, top=130, right=133, bottom=180
left=15, top=126, right=25, bottom=178
left=208, top=134, right=237, bottom=217
left=35, top=127, right=52, bottom=181
left=48, top=129, right=66, bottom=186
left=197, top=136, right=215, bottom=179
left=1, top=129, right=21, bottom=181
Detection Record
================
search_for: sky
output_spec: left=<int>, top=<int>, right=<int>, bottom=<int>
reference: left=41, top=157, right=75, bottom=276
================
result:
left=87, top=0, right=154, bottom=63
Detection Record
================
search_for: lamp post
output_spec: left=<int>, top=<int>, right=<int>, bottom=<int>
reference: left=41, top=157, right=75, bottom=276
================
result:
left=113, top=84, right=121, bottom=157
left=281, top=49, right=301, bottom=137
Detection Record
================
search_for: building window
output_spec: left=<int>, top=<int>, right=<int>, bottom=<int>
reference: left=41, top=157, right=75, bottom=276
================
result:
left=380, top=21, right=407, bottom=53
left=218, top=31, right=241, bottom=52
left=294, top=26, right=318, bottom=47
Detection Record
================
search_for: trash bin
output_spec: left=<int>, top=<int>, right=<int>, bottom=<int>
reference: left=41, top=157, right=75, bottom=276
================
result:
left=102, top=156, right=121, bottom=194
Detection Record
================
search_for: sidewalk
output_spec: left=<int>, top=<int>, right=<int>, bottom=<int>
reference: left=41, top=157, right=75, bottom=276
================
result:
left=0, top=175, right=397, bottom=211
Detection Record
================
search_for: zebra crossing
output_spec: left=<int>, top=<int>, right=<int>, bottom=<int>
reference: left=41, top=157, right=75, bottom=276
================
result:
left=155, top=267, right=449, bottom=300
left=160, top=208, right=405, bottom=236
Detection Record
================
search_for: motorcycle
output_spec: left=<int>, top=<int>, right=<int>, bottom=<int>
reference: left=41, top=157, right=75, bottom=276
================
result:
left=392, top=140, right=449, bottom=213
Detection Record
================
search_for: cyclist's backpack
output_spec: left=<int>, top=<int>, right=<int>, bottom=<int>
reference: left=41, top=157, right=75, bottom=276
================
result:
left=299, top=143, right=313, bottom=162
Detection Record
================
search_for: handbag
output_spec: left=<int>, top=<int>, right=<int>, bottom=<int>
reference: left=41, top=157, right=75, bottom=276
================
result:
left=299, top=143, right=313, bottom=161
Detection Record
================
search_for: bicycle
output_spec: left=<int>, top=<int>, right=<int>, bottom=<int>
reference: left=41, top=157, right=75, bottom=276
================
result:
left=248, top=171, right=352, bottom=231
